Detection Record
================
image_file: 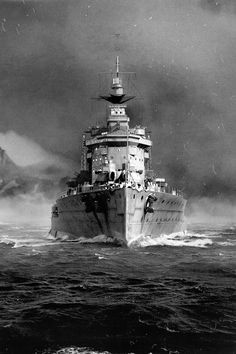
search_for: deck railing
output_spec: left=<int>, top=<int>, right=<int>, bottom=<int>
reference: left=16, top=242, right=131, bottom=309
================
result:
left=57, top=182, right=182, bottom=199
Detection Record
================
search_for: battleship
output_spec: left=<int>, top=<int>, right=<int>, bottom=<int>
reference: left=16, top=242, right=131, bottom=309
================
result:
left=50, top=57, right=186, bottom=244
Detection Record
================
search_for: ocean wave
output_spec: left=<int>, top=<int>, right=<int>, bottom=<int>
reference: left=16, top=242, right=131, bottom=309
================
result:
left=217, top=241, right=234, bottom=246
left=43, top=347, right=111, bottom=354
left=0, top=224, right=235, bottom=250
left=128, top=231, right=213, bottom=248
left=0, top=235, right=15, bottom=246
left=0, top=232, right=55, bottom=249
left=0, top=231, right=214, bottom=249
left=0, top=232, right=123, bottom=249
left=55, top=233, right=124, bottom=246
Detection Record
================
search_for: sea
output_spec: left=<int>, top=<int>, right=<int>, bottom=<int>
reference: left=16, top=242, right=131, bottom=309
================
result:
left=0, top=221, right=235, bottom=354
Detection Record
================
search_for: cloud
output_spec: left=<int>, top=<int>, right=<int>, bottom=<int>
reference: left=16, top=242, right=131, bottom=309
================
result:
left=0, top=131, right=76, bottom=181
left=0, top=130, right=61, bottom=166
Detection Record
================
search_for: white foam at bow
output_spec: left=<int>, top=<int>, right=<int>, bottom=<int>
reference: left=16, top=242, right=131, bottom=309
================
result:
left=128, top=231, right=213, bottom=248
left=52, top=346, right=111, bottom=354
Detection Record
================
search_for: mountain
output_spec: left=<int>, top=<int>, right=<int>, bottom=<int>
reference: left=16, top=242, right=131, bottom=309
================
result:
left=0, top=147, right=21, bottom=179
left=0, top=147, right=60, bottom=198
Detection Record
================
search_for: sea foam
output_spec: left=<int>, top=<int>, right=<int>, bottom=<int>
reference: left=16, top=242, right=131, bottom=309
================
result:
left=128, top=231, right=213, bottom=248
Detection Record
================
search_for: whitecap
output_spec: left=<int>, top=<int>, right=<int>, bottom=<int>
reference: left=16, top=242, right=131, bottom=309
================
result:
left=53, top=347, right=111, bottom=354
left=0, top=235, right=15, bottom=246
left=0, top=232, right=56, bottom=249
left=217, top=241, right=234, bottom=246
left=166, top=325, right=179, bottom=333
left=70, top=235, right=123, bottom=246
left=128, top=231, right=213, bottom=248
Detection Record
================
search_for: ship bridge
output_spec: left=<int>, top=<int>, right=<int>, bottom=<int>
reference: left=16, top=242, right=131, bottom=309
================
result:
left=81, top=57, right=152, bottom=186
left=85, top=107, right=152, bottom=186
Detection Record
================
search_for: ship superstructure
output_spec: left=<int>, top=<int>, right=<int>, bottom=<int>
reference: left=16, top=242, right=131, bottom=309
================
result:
left=50, top=58, right=186, bottom=243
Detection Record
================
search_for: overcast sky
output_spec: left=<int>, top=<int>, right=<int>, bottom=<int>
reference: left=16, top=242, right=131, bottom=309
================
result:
left=0, top=0, right=236, bottom=197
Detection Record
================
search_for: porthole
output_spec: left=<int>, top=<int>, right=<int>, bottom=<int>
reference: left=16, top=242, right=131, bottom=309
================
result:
left=141, top=196, right=144, bottom=200
left=133, top=195, right=135, bottom=199
left=162, top=200, right=165, bottom=203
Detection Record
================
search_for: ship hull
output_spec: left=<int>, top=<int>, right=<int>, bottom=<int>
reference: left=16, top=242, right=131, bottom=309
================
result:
left=50, top=187, right=186, bottom=244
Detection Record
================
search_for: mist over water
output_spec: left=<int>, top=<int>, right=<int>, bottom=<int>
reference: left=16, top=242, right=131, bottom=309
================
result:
left=0, top=193, right=52, bottom=226
left=186, top=197, right=236, bottom=226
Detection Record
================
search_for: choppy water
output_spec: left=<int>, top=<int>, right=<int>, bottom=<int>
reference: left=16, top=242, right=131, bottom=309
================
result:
left=0, top=222, right=235, bottom=354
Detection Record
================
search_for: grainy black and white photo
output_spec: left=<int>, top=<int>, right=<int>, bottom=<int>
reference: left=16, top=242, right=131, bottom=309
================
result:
left=0, top=1, right=235, bottom=353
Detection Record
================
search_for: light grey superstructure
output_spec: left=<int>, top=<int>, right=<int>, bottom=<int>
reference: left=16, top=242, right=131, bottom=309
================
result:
left=50, top=58, right=186, bottom=244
